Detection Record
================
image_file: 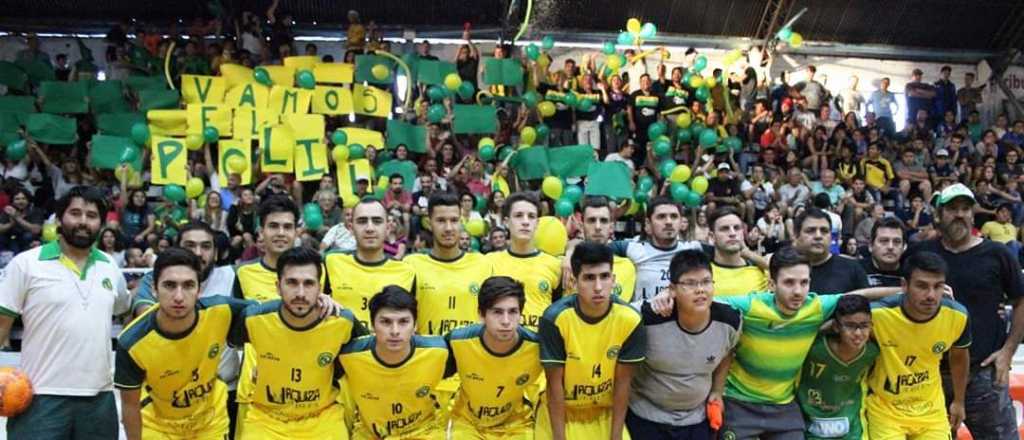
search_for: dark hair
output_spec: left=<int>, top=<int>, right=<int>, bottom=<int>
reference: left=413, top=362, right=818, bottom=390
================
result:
left=570, top=241, right=614, bottom=276
left=812, top=193, right=832, bottom=209
left=708, top=206, right=741, bottom=230
left=769, top=246, right=810, bottom=280
left=646, top=196, right=682, bottom=219
left=902, top=251, right=947, bottom=281
left=477, top=276, right=526, bottom=314
left=258, top=194, right=299, bottom=226
left=276, top=246, right=323, bottom=280
left=834, top=294, right=870, bottom=319
left=870, top=217, right=905, bottom=242
left=427, top=192, right=460, bottom=217
left=369, top=285, right=418, bottom=322
left=56, top=186, right=110, bottom=221
left=99, top=227, right=125, bottom=252
left=176, top=221, right=216, bottom=245
left=502, top=191, right=541, bottom=219
left=153, top=247, right=201, bottom=284
left=807, top=65, right=817, bottom=73
left=581, top=195, right=611, bottom=217
left=795, top=207, right=832, bottom=235
left=668, top=249, right=712, bottom=284
left=8, top=187, right=31, bottom=203
left=389, top=173, right=404, bottom=183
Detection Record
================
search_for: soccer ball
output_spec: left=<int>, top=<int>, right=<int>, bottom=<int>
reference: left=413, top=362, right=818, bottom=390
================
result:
left=0, top=367, right=33, bottom=417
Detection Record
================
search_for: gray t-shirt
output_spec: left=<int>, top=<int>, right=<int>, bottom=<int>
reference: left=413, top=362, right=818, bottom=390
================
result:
left=629, top=302, right=741, bottom=426
left=611, top=239, right=705, bottom=306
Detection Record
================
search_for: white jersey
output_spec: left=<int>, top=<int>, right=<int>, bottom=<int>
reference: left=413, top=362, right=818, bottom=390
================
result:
left=611, top=239, right=704, bottom=305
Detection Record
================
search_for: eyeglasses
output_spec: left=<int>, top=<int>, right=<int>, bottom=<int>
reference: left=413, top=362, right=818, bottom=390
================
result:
left=677, top=279, right=714, bottom=290
left=837, top=321, right=872, bottom=332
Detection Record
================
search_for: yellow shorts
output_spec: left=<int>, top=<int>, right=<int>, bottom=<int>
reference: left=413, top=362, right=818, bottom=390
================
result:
left=239, top=403, right=349, bottom=440
left=434, top=375, right=460, bottom=419
left=450, top=416, right=534, bottom=440
left=351, top=419, right=446, bottom=440
left=533, top=400, right=630, bottom=440
left=142, top=424, right=228, bottom=440
left=141, top=389, right=229, bottom=440
left=338, top=375, right=358, bottom=432
left=867, top=409, right=951, bottom=440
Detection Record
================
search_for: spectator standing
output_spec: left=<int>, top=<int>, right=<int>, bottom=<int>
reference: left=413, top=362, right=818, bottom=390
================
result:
left=905, top=68, right=937, bottom=128
left=934, top=66, right=958, bottom=123
left=867, top=77, right=899, bottom=137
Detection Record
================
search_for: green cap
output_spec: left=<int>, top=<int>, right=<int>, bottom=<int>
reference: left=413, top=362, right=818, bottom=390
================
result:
left=935, top=183, right=976, bottom=207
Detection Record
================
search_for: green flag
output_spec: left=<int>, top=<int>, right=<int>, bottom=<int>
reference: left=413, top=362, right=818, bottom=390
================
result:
left=385, top=119, right=427, bottom=153
left=511, top=146, right=550, bottom=180
left=96, top=113, right=146, bottom=137
left=375, top=159, right=419, bottom=192
left=0, top=96, right=36, bottom=113
left=0, top=62, right=29, bottom=91
left=483, top=58, right=523, bottom=87
left=354, top=54, right=396, bottom=85
left=27, top=113, right=77, bottom=145
left=548, top=145, right=596, bottom=178
left=90, top=80, right=130, bottom=114
left=0, top=112, right=25, bottom=135
left=38, top=81, right=88, bottom=114
left=452, top=104, right=497, bottom=134
left=124, top=75, right=167, bottom=93
left=416, top=59, right=458, bottom=86
left=138, top=89, right=181, bottom=111
left=15, top=59, right=55, bottom=86
left=584, top=162, right=634, bottom=200
left=88, top=134, right=142, bottom=171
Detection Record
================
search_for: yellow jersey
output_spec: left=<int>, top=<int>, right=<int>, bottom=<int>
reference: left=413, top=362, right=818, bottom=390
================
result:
left=538, top=294, right=645, bottom=411
left=712, top=260, right=769, bottom=297
left=867, top=294, right=971, bottom=426
left=406, top=252, right=494, bottom=335
left=486, top=250, right=562, bottom=329
left=566, top=255, right=636, bottom=303
left=339, top=335, right=454, bottom=438
left=325, top=252, right=416, bottom=328
left=230, top=300, right=367, bottom=421
left=446, top=324, right=543, bottom=429
left=114, top=296, right=249, bottom=435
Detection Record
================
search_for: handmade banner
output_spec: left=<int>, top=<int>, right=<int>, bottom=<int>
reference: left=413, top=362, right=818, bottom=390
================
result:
left=0, top=96, right=37, bottom=113
left=96, top=112, right=146, bottom=137
left=336, top=158, right=374, bottom=200
left=147, top=109, right=188, bottom=136
left=416, top=60, right=458, bottom=86
left=181, top=75, right=227, bottom=105
left=186, top=104, right=233, bottom=137
left=352, top=84, right=392, bottom=118
left=311, top=85, right=354, bottom=115
left=313, top=62, right=354, bottom=84
left=88, top=134, right=143, bottom=171
left=548, top=145, right=595, bottom=178
left=376, top=159, right=418, bottom=192
left=219, top=64, right=253, bottom=87
left=233, top=107, right=273, bottom=140
left=453, top=105, right=498, bottom=134
left=287, top=114, right=328, bottom=181
left=218, top=138, right=253, bottom=186
left=268, top=86, right=312, bottom=116
left=584, top=162, right=634, bottom=200
left=260, top=65, right=296, bottom=88
left=259, top=124, right=295, bottom=173
left=510, top=146, right=550, bottom=180
left=150, top=136, right=188, bottom=185
left=224, top=82, right=270, bottom=109
left=89, top=80, right=130, bottom=114
left=385, top=119, right=427, bottom=153
left=283, top=56, right=319, bottom=71
left=341, top=127, right=385, bottom=150
left=354, top=54, right=396, bottom=85
left=483, top=58, right=524, bottom=87
left=26, top=113, right=77, bottom=144
left=38, top=81, right=88, bottom=114
left=138, top=89, right=181, bottom=111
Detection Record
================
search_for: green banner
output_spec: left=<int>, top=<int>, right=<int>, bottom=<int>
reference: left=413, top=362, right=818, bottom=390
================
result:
left=354, top=54, right=396, bottom=85
left=548, top=145, right=596, bottom=178
left=89, top=80, right=130, bottom=114
left=483, top=58, right=523, bottom=87
left=38, top=81, right=88, bottom=114
left=0, top=62, right=28, bottom=91
left=88, top=134, right=142, bottom=171
left=96, top=113, right=146, bottom=137
left=584, top=162, right=634, bottom=200
left=375, top=159, right=419, bottom=192
left=453, top=104, right=497, bottom=134
left=0, top=96, right=36, bottom=114
left=27, top=113, right=77, bottom=145
left=511, top=146, right=550, bottom=180
left=138, top=89, right=181, bottom=111
left=416, top=59, right=458, bottom=86
left=385, top=119, right=427, bottom=153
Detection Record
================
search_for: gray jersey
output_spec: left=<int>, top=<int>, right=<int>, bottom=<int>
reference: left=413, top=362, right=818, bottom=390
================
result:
left=612, top=239, right=704, bottom=305
left=630, top=302, right=741, bottom=426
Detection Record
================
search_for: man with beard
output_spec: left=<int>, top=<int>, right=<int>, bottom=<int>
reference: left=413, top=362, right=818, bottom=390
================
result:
left=860, top=217, right=906, bottom=287
left=793, top=208, right=869, bottom=294
left=229, top=247, right=365, bottom=439
left=579, top=196, right=635, bottom=301
left=706, top=207, right=769, bottom=297
left=904, top=183, right=1024, bottom=439
left=0, top=186, right=130, bottom=439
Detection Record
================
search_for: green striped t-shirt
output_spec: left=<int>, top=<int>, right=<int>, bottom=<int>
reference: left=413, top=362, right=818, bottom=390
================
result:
left=720, top=292, right=839, bottom=404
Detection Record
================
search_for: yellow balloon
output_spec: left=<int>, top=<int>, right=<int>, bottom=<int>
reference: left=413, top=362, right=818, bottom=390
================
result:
left=789, top=33, right=804, bottom=48
left=342, top=195, right=359, bottom=209
left=465, top=219, right=487, bottom=237
left=541, top=176, right=563, bottom=200
left=332, top=145, right=349, bottom=163
left=725, top=49, right=742, bottom=66
left=625, top=199, right=640, bottom=216
left=704, top=75, right=717, bottom=89
left=521, top=126, right=537, bottom=145
left=371, top=64, right=389, bottom=80
left=534, top=216, right=568, bottom=256
left=227, top=155, right=248, bottom=174
left=42, top=223, right=58, bottom=242
left=670, top=165, right=692, bottom=183
left=675, top=112, right=692, bottom=128
left=691, top=175, right=709, bottom=195
left=688, top=74, right=704, bottom=89
left=606, top=54, right=623, bottom=70
left=478, top=137, right=495, bottom=149
left=626, top=18, right=642, bottom=35
left=185, top=133, right=204, bottom=151
left=444, top=73, right=463, bottom=91
left=185, top=177, right=205, bottom=199
left=538, top=101, right=556, bottom=118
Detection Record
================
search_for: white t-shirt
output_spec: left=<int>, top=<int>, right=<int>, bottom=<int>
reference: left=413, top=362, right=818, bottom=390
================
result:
left=605, top=154, right=635, bottom=171
left=612, top=239, right=704, bottom=305
left=0, top=243, right=130, bottom=396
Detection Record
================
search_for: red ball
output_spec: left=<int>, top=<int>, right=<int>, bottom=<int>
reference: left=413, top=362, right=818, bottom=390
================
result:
left=0, top=367, right=33, bottom=417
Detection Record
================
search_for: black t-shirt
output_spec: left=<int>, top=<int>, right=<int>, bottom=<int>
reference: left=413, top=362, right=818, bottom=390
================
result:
left=859, top=256, right=902, bottom=288
left=0, top=207, right=46, bottom=237
left=575, top=89, right=603, bottom=122
left=905, top=239, right=1024, bottom=364
left=539, top=84, right=574, bottom=130
left=629, top=90, right=661, bottom=128
left=810, top=254, right=869, bottom=294
left=708, top=177, right=741, bottom=199
left=457, top=57, right=479, bottom=86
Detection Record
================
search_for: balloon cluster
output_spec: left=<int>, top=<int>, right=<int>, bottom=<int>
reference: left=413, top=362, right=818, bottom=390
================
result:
left=541, top=176, right=583, bottom=218
left=619, top=18, right=657, bottom=47
left=776, top=27, right=804, bottom=48
left=329, top=129, right=366, bottom=163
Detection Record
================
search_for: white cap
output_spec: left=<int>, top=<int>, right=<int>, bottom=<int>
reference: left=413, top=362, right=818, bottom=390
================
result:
left=717, top=162, right=731, bottom=171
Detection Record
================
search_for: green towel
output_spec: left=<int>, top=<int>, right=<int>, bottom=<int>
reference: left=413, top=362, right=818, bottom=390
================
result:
left=385, top=119, right=427, bottom=153
left=38, top=81, right=89, bottom=114
left=452, top=104, right=497, bottom=134
left=27, top=113, right=77, bottom=145
left=138, top=89, right=181, bottom=111
left=96, top=112, right=146, bottom=137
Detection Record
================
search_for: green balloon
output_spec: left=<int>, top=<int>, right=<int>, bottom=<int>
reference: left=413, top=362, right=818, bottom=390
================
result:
left=331, top=130, right=347, bottom=145
left=296, top=70, right=316, bottom=89
left=725, top=136, right=743, bottom=152
left=349, top=144, right=366, bottom=159
left=120, top=146, right=139, bottom=164
left=647, top=121, right=667, bottom=139
left=699, top=128, right=719, bottom=147
left=638, top=175, right=654, bottom=191
left=130, top=123, right=150, bottom=146
left=526, top=44, right=540, bottom=61
left=427, top=104, right=446, bottom=123
left=677, top=128, right=693, bottom=143
left=5, top=140, right=27, bottom=162
left=694, top=55, right=708, bottom=71
left=253, top=67, right=272, bottom=85
left=470, top=237, right=481, bottom=252
left=554, top=198, right=575, bottom=217
left=695, top=86, right=710, bottom=102
left=670, top=182, right=691, bottom=203
left=542, top=35, right=556, bottom=51
left=682, top=72, right=694, bottom=85
left=563, top=93, right=578, bottom=108
left=474, top=195, right=488, bottom=213
left=536, top=123, right=550, bottom=140
left=305, top=210, right=323, bottom=230
left=479, top=145, right=496, bottom=161
left=777, top=26, right=793, bottom=40
left=427, top=86, right=446, bottom=102
left=634, top=189, right=649, bottom=204
left=164, top=185, right=186, bottom=203
left=563, top=185, right=583, bottom=204
left=457, top=81, right=475, bottom=100
left=203, top=126, right=220, bottom=143
left=602, top=41, right=616, bottom=55
left=498, top=146, right=514, bottom=161
left=653, top=138, right=672, bottom=158
left=690, top=122, right=706, bottom=138
left=659, top=159, right=677, bottom=178
left=684, top=191, right=702, bottom=208
left=522, top=91, right=540, bottom=108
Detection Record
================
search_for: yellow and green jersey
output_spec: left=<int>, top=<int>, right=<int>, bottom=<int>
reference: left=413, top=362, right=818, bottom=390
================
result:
left=486, top=250, right=562, bottom=329
left=565, top=255, right=635, bottom=305
left=230, top=300, right=367, bottom=421
left=712, top=260, right=769, bottom=297
left=446, top=324, right=543, bottom=429
left=325, top=252, right=415, bottom=328
left=114, top=296, right=250, bottom=436
left=797, top=335, right=879, bottom=440
left=539, top=294, right=645, bottom=411
left=232, top=258, right=280, bottom=302
left=720, top=292, right=840, bottom=404
left=339, top=335, right=454, bottom=438
left=867, top=294, right=970, bottom=426
left=406, top=252, right=493, bottom=336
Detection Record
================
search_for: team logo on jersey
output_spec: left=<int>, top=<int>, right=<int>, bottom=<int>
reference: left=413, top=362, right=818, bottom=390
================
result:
left=612, top=284, right=622, bottom=296
left=932, top=342, right=946, bottom=353
left=317, top=352, right=334, bottom=367
left=515, top=374, right=530, bottom=386
left=469, top=282, right=481, bottom=295
left=538, top=280, right=550, bottom=293
left=102, top=278, right=113, bottom=291
left=606, top=345, right=620, bottom=359
left=207, top=344, right=220, bottom=359
left=415, top=385, right=431, bottom=398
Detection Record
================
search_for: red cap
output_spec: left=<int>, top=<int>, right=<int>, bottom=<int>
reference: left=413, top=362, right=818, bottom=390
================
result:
left=782, top=98, right=793, bottom=107
left=464, top=22, right=472, bottom=31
